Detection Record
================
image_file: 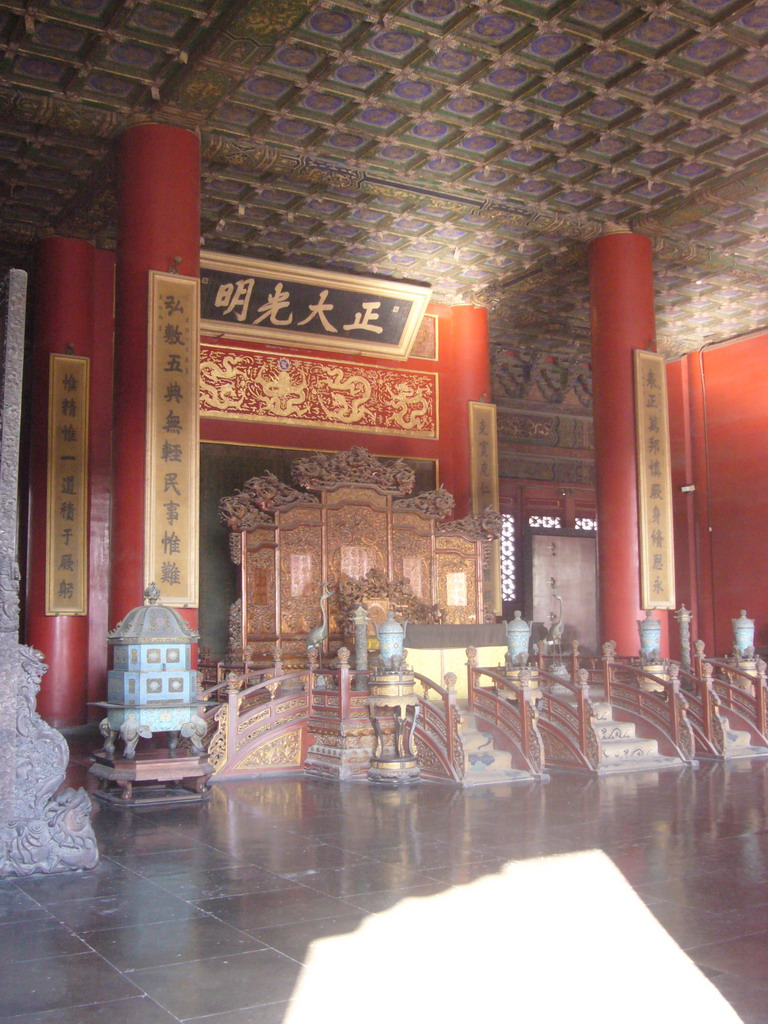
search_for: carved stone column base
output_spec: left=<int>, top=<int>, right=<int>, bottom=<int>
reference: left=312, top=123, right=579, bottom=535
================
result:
left=0, top=645, right=99, bottom=878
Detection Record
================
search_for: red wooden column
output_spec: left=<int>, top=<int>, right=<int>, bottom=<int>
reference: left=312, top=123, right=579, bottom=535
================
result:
left=27, top=237, right=94, bottom=726
left=588, top=229, right=668, bottom=656
left=112, top=123, right=200, bottom=629
left=440, top=304, right=491, bottom=517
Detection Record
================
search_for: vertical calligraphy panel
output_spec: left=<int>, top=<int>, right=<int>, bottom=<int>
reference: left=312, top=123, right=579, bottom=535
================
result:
left=146, top=272, right=199, bottom=607
left=634, top=350, right=675, bottom=610
left=469, top=401, right=501, bottom=617
left=46, top=355, right=89, bottom=615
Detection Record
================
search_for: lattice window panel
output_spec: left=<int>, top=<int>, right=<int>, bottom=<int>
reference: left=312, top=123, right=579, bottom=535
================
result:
left=575, top=516, right=597, bottom=531
left=500, top=513, right=516, bottom=602
left=528, top=515, right=561, bottom=529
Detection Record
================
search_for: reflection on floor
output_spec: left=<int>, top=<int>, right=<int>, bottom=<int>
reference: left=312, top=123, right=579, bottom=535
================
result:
left=2, top=758, right=768, bottom=1022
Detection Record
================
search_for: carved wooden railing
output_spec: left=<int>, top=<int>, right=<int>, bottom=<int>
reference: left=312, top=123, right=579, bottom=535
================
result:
left=668, top=662, right=725, bottom=757
left=602, top=644, right=697, bottom=765
left=688, top=643, right=768, bottom=753
left=693, top=641, right=768, bottom=699
left=535, top=667, right=601, bottom=772
left=305, top=648, right=371, bottom=734
left=204, top=658, right=311, bottom=778
left=466, top=649, right=548, bottom=779
left=412, top=670, right=464, bottom=783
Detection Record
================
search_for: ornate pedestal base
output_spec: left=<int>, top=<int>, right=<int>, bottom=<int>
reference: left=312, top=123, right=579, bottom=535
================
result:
left=304, top=718, right=375, bottom=781
left=367, top=670, right=421, bottom=785
left=90, top=750, right=213, bottom=804
left=368, top=756, right=420, bottom=785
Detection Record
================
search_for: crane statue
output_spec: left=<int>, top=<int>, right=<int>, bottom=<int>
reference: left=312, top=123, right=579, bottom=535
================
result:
left=307, top=582, right=334, bottom=664
left=546, top=577, right=565, bottom=668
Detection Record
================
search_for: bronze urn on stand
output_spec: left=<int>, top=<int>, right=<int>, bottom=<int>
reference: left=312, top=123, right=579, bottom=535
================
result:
left=367, top=612, right=420, bottom=785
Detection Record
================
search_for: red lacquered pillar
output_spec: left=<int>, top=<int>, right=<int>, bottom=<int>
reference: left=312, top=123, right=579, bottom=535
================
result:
left=441, top=304, right=491, bottom=517
left=112, top=123, right=200, bottom=630
left=27, top=237, right=94, bottom=726
left=588, top=230, right=668, bottom=656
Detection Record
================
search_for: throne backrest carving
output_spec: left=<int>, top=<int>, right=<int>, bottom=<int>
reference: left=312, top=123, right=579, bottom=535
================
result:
left=219, top=447, right=499, bottom=665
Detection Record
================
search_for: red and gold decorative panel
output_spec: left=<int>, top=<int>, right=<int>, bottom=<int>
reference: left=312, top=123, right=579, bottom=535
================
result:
left=326, top=504, right=388, bottom=584
left=200, top=343, right=437, bottom=438
left=245, top=543, right=277, bottom=638
left=634, top=350, right=675, bottom=610
left=435, top=552, right=480, bottom=625
left=46, top=354, right=89, bottom=615
left=278, top=523, right=323, bottom=634
left=145, top=272, right=199, bottom=608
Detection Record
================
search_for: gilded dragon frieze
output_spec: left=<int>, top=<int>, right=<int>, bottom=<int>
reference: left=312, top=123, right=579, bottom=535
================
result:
left=200, top=346, right=436, bottom=438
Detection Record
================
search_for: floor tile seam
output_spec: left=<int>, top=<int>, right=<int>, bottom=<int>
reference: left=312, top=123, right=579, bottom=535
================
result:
left=0, top=887, right=59, bottom=920
left=0, top=991, right=183, bottom=1024
left=105, top=854, right=278, bottom=875
left=0, top=904, right=116, bottom=964
left=282, top=874, right=438, bottom=897
left=178, top=997, right=290, bottom=1023
left=646, top=893, right=768, bottom=915
left=95, top=936, right=272, bottom=974
left=679, top=928, right=768, bottom=957
left=150, top=881, right=304, bottom=901
left=191, top=899, right=336, bottom=931
left=56, top=909, right=209, bottom=933
left=78, top=909, right=271, bottom=951
left=70, top=930, right=174, bottom=986
left=147, top=864, right=301, bottom=886
left=127, top=944, right=308, bottom=978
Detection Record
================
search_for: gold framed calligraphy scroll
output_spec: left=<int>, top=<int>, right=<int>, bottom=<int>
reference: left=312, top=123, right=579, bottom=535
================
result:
left=46, top=354, right=89, bottom=615
left=469, top=401, right=501, bottom=617
left=145, top=271, right=199, bottom=608
left=634, top=350, right=675, bottom=610
left=200, top=252, right=431, bottom=360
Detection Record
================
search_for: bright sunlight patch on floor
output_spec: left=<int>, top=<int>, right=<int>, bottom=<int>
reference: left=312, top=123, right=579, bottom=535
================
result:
left=285, top=848, right=743, bottom=1024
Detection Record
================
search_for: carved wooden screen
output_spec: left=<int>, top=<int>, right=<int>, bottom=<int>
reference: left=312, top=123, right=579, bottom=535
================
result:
left=220, top=448, right=501, bottom=665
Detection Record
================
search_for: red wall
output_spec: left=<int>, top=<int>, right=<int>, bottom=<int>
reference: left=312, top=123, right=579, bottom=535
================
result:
left=668, top=332, right=768, bottom=656
left=200, top=302, right=490, bottom=517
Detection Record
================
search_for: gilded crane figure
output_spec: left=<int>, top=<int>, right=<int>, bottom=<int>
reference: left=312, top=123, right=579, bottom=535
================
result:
left=307, top=582, right=334, bottom=662
left=546, top=577, right=565, bottom=666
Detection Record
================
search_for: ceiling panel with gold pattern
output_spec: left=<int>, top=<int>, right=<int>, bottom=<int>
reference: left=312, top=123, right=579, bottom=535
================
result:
left=2, top=0, right=768, bottom=359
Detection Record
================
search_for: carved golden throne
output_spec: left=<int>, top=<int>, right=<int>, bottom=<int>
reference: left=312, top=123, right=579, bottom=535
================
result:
left=219, top=447, right=501, bottom=666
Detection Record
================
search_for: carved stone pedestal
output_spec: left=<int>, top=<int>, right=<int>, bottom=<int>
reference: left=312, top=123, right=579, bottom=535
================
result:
left=0, top=270, right=98, bottom=877
left=90, top=749, right=213, bottom=805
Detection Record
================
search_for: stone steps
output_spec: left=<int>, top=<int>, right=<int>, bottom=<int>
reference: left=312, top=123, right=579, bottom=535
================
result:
left=718, top=714, right=768, bottom=760
left=458, top=711, right=534, bottom=786
left=546, top=690, right=685, bottom=774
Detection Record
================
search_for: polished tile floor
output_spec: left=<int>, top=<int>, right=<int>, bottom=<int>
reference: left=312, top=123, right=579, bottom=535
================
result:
left=2, top=758, right=768, bottom=1023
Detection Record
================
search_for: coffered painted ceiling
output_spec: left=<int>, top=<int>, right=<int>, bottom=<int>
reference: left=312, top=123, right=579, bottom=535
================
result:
left=2, top=0, right=768, bottom=360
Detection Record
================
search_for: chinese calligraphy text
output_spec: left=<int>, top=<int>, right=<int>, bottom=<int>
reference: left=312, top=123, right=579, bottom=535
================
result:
left=46, top=355, right=89, bottom=614
left=145, top=272, right=199, bottom=607
left=200, top=253, right=431, bottom=360
left=634, top=350, right=675, bottom=610
left=469, top=401, right=501, bottom=617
